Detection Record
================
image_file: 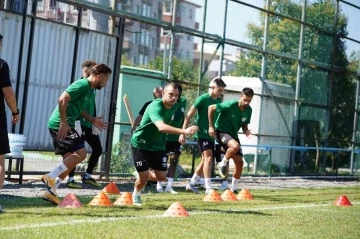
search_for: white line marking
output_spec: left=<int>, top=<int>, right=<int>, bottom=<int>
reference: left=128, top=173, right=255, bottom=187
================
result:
left=0, top=202, right=358, bottom=231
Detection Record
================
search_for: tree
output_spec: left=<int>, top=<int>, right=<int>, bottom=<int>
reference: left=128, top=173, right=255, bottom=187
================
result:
left=230, top=0, right=355, bottom=170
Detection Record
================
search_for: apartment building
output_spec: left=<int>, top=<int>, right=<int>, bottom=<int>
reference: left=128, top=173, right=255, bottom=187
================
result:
left=161, top=0, right=200, bottom=61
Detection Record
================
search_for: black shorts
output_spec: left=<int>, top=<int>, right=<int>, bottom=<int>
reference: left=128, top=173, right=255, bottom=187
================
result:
left=132, top=146, right=167, bottom=173
left=166, top=141, right=182, bottom=156
left=49, top=128, right=85, bottom=156
left=0, top=128, right=10, bottom=155
left=197, top=138, right=215, bottom=153
left=215, top=130, right=243, bottom=156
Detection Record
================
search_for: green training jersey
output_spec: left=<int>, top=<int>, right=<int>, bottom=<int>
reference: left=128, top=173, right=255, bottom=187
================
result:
left=79, top=89, right=96, bottom=129
left=193, top=93, right=221, bottom=141
left=167, top=96, right=187, bottom=142
left=215, top=100, right=252, bottom=140
left=48, top=79, right=92, bottom=130
left=131, top=98, right=178, bottom=151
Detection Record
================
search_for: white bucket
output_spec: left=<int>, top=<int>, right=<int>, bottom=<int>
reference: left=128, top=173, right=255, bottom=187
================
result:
left=8, top=134, right=26, bottom=157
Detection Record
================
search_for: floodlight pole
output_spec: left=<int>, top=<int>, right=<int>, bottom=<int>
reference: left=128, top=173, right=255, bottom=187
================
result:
left=168, top=0, right=178, bottom=80
left=219, top=0, right=229, bottom=78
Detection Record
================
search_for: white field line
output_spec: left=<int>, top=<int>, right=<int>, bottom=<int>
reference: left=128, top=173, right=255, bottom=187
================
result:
left=1, top=202, right=359, bottom=231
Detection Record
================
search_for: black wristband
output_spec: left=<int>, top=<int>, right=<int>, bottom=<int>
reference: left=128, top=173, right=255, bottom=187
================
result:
left=12, top=108, right=20, bottom=116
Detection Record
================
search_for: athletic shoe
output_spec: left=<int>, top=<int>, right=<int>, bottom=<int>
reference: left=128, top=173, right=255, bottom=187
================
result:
left=156, top=185, right=164, bottom=193
left=66, top=180, right=82, bottom=189
left=0, top=205, right=4, bottom=213
left=164, top=187, right=178, bottom=194
left=132, top=195, right=142, bottom=206
left=41, top=190, right=61, bottom=205
left=219, top=181, right=229, bottom=191
left=82, top=177, right=101, bottom=187
left=217, top=162, right=228, bottom=179
left=185, top=183, right=199, bottom=194
left=41, top=174, right=55, bottom=190
left=205, top=188, right=213, bottom=195
left=230, top=188, right=239, bottom=194
left=197, top=177, right=205, bottom=185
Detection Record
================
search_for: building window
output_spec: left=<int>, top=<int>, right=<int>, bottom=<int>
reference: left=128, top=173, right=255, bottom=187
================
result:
left=139, top=54, right=144, bottom=65
left=140, top=30, right=146, bottom=45
left=144, top=55, right=149, bottom=65
left=189, top=9, right=193, bottom=19
left=163, top=2, right=171, bottom=13
left=135, top=5, right=140, bottom=15
left=153, top=12, right=156, bottom=19
left=132, top=34, right=138, bottom=44
left=187, top=35, right=191, bottom=41
left=132, top=56, right=137, bottom=65
left=186, top=51, right=190, bottom=59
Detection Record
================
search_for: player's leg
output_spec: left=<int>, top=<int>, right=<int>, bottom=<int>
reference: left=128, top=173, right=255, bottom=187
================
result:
left=230, top=152, right=244, bottom=193
left=186, top=140, right=206, bottom=193
left=164, top=142, right=181, bottom=194
left=66, top=167, right=81, bottom=189
left=216, top=131, right=239, bottom=178
left=41, top=129, right=86, bottom=205
left=81, top=127, right=102, bottom=187
left=131, top=147, right=151, bottom=206
left=202, top=146, right=214, bottom=194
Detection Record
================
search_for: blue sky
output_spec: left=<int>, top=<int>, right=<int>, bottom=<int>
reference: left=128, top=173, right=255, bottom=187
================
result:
left=190, top=0, right=360, bottom=56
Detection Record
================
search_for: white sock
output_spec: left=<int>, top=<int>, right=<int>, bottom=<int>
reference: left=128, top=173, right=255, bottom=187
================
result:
left=204, top=178, right=212, bottom=189
left=55, top=177, right=63, bottom=190
left=48, top=163, right=68, bottom=178
left=219, top=156, right=229, bottom=167
left=231, top=177, right=240, bottom=191
left=68, top=176, right=74, bottom=183
left=133, top=188, right=141, bottom=196
left=166, top=178, right=174, bottom=188
left=189, top=174, right=200, bottom=185
left=157, top=181, right=163, bottom=188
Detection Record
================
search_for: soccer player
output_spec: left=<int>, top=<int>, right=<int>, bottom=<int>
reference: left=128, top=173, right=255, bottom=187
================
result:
left=67, top=60, right=103, bottom=189
left=131, top=83, right=198, bottom=206
left=179, top=78, right=226, bottom=194
left=131, top=86, right=163, bottom=133
left=156, top=84, right=186, bottom=194
left=41, top=64, right=112, bottom=205
left=0, top=34, right=20, bottom=213
left=208, top=87, right=254, bottom=193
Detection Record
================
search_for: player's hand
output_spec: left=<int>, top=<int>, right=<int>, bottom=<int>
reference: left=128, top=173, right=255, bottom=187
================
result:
left=245, top=129, right=252, bottom=138
left=93, top=117, right=108, bottom=130
left=92, top=126, right=101, bottom=135
left=11, top=114, right=20, bottom=124
left=179, top=134, right=186, bottom=145
left=183, top=126, right=198, bottom=135
left=57, top=123, right=70, bottom=140
left=208, top=125, right=215, bottom=138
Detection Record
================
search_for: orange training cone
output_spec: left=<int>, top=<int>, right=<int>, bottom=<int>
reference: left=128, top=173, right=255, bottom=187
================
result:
left=221, top=189, right=238, bottom=201
left=88, top=192, right=113, bottom=206
left=58, top=193, right=82, bottom=208
left=203, top=190, right=223, bottom=202
left=163, top=202, right=189, bottom=217
left=101, top=182, right=121, bottom=195
left=113, top=192, right=133, bottom=206
left=237, top=189, right=254, bottom=200
left=334, top=195, right=352, bottom=206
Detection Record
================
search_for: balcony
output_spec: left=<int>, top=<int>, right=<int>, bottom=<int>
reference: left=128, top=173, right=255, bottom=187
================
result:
left=162, top=15, right=181, bottom=24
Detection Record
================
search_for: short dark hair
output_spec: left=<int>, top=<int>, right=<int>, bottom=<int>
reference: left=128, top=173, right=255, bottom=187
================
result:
left=82, top=60, right=96, bottom=68
left=242, top=87, right=254, bottom=97
left=175, top=83, right=183, bottom=94
left=164, top=82, right=178, bottom=91
left=0, top=34, right=3, bottom=40
left=90, top=64, right=112, bottom=75
left=212, top=77, right=226, bottom=88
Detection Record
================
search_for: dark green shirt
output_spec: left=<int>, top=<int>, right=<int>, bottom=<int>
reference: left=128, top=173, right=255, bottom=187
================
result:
left=48, top=79, right=92, bottom=129
left=215, top=100, right=252, bottom=140
left=131, top=98, right=178, bottom=151
left=167, top=96, right=186, bottom=142
left=193, top=93, right=221, bottom=141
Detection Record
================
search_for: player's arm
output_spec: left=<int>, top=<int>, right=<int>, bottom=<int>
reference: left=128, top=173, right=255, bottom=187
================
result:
left=208, top=104, right=217, bottom=137
left=154, top=120, right=198, bottom=135
left=56, top=91, right=71, bottom=139
left=132, top=115, right=142, bottom=132
left=242, top=124, right=251, bottom=137
left=179, top=106, right=197, bottom=144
